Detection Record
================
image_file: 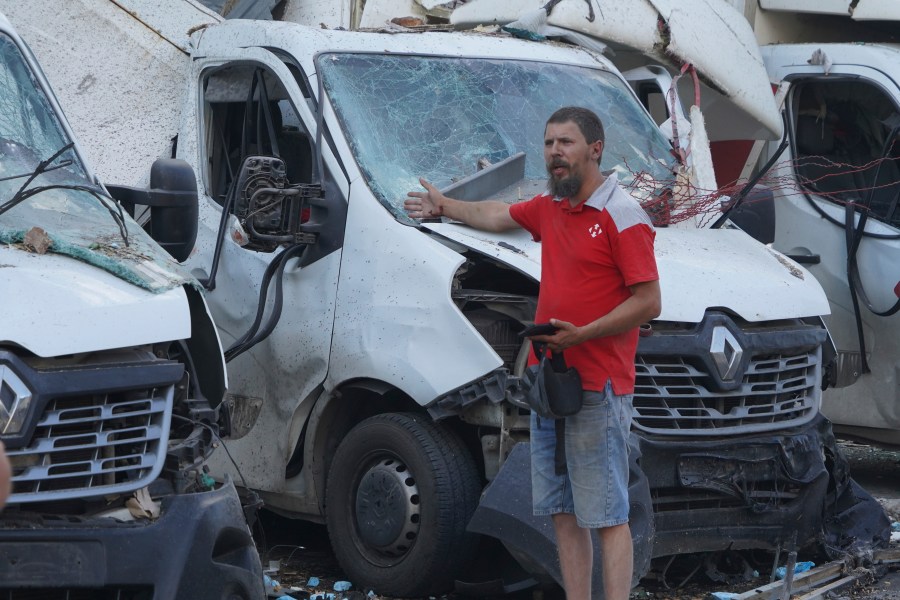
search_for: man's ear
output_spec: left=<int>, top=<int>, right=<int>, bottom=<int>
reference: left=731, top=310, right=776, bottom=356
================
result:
left=592, top=140, right=604, bottom=163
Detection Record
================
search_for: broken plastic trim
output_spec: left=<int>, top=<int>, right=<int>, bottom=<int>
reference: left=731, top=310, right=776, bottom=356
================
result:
left=427, top=368, right=527, bottom=420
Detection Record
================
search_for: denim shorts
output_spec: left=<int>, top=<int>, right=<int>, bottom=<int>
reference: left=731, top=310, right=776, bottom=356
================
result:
left=530, top=380, right=633, bottom=529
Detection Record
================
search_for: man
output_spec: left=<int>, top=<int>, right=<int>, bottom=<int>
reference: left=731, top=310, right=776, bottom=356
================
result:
left=405, top=106, right=661, bottom=600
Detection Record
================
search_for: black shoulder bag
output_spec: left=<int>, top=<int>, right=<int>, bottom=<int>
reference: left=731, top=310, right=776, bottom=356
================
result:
left=523, top=341, right=583, bottom=475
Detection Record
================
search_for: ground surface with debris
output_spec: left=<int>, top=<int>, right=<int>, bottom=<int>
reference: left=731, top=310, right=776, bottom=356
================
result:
left=255, top=440, right=900, bottom=600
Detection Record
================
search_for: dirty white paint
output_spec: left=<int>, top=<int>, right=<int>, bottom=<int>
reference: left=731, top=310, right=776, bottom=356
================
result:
left=850, top=0, right=900, bottom=20
left=424, top=223, right=541, bottom=281
left=326, top=186, right=504, bottom=404
left=282, top=0, right=353, bottom=29
left=108, top=0, right=221, bottom=51
left=452, top=0, right=660, bottom=54
left=0, top=247, right=191, bottom=357
left=759, top=0, right=851, bottom=15
left=283, top=0, right=426, bottom=29
left=760, top=41, right=900, bottom=442
left=653, top=228, right=829, bottom=323
left=0, top=0, right=218, bottom=187
left=358, top=0, right=424, bottom=28
left=759, top=0, right=900, bottom=21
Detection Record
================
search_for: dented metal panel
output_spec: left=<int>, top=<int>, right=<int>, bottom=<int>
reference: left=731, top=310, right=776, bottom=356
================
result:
left=452, top=0, right=783, bottom=141
left=647, top=0, right=782, bottom=139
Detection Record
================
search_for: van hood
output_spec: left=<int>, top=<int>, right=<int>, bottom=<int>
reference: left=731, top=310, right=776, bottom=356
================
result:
left=452, top=0, right=783, bottom=141
left=0, top=246, right=191, bottom=357
left=424, top=223, right=829, bottom=323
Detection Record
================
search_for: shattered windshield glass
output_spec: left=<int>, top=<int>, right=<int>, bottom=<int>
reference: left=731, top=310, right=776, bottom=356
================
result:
left=319, top=52, right=676, bottom=222
left=0, top=34, right=191, bottom=292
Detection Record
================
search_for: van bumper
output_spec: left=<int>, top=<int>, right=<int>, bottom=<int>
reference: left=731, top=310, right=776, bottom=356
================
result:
left=0, top=479, right=264, bottom=599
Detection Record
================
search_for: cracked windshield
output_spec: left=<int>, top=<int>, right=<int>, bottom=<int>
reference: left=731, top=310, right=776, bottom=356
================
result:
left=0, top=34, right=185, bottom=292
left=320, top=52, right=676, bottom=222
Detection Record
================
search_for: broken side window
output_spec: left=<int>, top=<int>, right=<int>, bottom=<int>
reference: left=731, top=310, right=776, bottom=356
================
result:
left=792, top=79, right=900, bottom=228
left=201, top=62, right=315, bottom=205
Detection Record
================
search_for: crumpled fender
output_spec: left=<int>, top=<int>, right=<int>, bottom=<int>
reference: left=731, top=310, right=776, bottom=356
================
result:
left=818, top=417, right=890, bottom=558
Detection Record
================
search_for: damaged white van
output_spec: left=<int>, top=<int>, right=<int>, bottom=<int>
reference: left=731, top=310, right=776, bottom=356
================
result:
left=0, top=11, right=262, bottom=599
left=12, top=0, right=889, bottom=596
left=176, top=17, right=886, bottom=597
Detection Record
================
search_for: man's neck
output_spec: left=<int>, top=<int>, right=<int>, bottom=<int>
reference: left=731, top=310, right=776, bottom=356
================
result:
left=567, top=169, right=606, bottom=208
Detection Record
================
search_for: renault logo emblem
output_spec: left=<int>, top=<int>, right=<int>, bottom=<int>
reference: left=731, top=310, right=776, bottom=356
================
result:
left=0, top=364, right=33, bottom=435
left=710, top=326, right=743, bottom=381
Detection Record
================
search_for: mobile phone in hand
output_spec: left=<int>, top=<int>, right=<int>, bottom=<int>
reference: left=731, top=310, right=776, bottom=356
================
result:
left=519, top=322, right=559, bottom=339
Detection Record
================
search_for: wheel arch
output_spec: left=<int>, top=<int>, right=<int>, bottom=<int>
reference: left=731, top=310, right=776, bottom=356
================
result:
left=323, top=411, right=482, bottom=596
left=307, top=379, right=425, bottom=514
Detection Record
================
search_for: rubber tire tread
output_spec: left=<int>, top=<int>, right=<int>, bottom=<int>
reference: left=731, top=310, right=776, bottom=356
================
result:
left=325, top=412, right=481, bottom=597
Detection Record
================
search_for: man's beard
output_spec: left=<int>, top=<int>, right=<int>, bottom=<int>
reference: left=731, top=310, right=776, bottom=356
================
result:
left=547, top=161, right=582, bottom=198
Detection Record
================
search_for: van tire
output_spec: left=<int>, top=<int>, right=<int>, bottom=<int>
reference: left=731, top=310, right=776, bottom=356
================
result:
left=325, top=412, right=480, bottom=596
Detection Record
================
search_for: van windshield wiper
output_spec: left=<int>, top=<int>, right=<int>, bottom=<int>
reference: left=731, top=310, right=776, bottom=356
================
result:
left=0, top=142, right=130, bottom=246
left=0, top=160, right=74, bottom=183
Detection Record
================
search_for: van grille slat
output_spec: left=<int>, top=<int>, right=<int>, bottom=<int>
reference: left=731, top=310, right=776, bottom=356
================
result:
left=8, top=387, right=173, bottom=503
left=632, top=314, right=824, bottom=436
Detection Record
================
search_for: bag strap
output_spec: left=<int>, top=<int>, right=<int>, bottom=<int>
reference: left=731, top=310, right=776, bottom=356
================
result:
left=531, top=341, right=569, bottom=373
left=533, top=341, right=571, bottom=475
left=554, top=419, right=567, bottom=476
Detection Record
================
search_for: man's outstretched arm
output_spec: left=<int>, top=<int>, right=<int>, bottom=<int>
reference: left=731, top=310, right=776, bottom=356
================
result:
left=404, top=178, right=521, bottom=232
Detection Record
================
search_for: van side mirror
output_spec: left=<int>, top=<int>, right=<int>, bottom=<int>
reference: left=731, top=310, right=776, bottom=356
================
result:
left=106, top=158, right=199, bottom=262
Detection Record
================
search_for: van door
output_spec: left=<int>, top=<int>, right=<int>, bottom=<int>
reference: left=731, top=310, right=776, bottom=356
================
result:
left=183, top=47, right=348, bottom=491
left=769, top=63, right=900, bottom=439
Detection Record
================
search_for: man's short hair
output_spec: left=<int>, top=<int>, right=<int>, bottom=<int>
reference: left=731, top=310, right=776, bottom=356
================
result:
left=546, top=106, right=606, bottom=145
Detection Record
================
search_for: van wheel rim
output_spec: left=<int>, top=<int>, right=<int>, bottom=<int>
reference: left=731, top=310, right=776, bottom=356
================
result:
left=354, top=457, right=420, bottom=557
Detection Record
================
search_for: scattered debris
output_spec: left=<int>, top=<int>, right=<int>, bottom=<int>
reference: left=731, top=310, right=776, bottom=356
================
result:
left=390, top=16, right=425, bottom=27
left=125, top=487, right=160, bottom=520
left=23, top=226, right=51, bottom=254
left=264, top=573, right=280, bottom=595
left=774, top=561, right=816, bottom=581
left=721, top=548, right=900, bottom=599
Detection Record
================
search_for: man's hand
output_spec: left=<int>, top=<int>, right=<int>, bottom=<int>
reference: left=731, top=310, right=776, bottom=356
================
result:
left=405, top=178, right=444, bottom=219
left=405, top=178, right=521, bottom=231
left=530, top=318, right=585, bottom=353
